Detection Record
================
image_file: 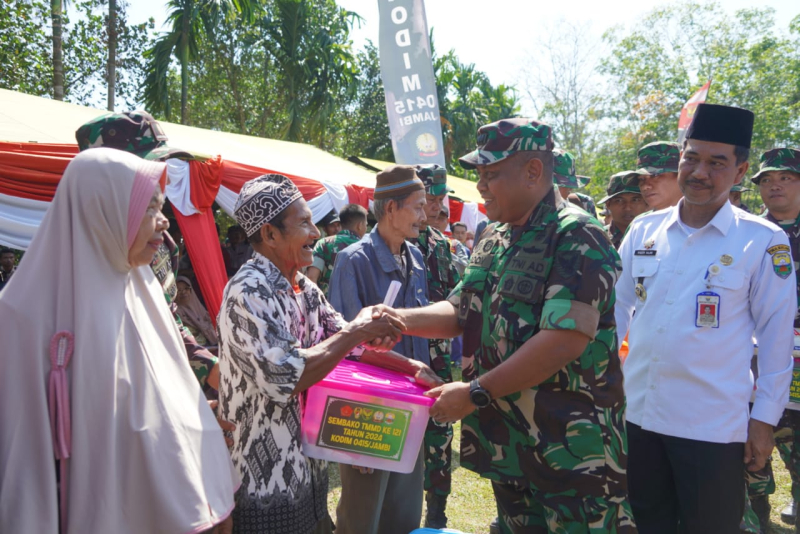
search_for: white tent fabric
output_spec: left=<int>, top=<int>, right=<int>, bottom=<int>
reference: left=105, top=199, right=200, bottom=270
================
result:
left=215, top=185, right=333, bottom=225
left=164, top=159, right=199, bottom=216
left=0, top=192, right=48, bottom=249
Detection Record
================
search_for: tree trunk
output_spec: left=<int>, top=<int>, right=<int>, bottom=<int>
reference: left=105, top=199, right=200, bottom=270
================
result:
left=106, top=0, right=117, bottom=111
left=51, top=0, right=64, bottom=100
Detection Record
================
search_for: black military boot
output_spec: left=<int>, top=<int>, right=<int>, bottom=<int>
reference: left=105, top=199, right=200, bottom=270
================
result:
left=783, top=500, right=798, bottom=524
left=489, top=516, right=501, bottom=534
left=751, top=495, right=771, bottom=533
left=424, top=491, right=448, bottom=529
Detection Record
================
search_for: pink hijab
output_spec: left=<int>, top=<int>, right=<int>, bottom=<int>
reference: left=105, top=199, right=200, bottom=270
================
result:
left=0, top=148, right=238, bottom=533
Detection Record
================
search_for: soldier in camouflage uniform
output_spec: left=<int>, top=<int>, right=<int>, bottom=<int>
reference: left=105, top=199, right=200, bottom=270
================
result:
left=624, top=141, right=683, bottom=212
left=553, top=149, right=598, bottom=217
left=598, top=171, right=646, bottom=249
left=731, top=183, right=753, bottom=213
left=742, top=148, right=800, bottom=534
left=75, top=112, right=220, bottom=397
left=306, top=203, right=368, bottom=296
left=374, top=118, right=635, bottom=533
left=411, top=164, right=461, bottom=528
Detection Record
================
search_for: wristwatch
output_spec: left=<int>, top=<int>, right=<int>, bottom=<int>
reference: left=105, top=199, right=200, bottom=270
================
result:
left=469, top=379, right=492, bottom=408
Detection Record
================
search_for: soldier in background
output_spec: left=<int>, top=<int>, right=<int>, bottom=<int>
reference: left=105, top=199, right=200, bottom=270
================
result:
left=554, top=149, right=598, bottom=216
left=306, top=203, right=368, bottom=297
left=318, top=209, right=342, bottom=237
left=372, top=118, right=634, bottom=533
left=625, top=141, right=683, bottom=212
left=412, top=165, right=461, bottom=529
left=744, top=148, right=800, bottom=533
left=730, top=183, right=753, bottom=213
left=598, top=171, right=647, bottom=249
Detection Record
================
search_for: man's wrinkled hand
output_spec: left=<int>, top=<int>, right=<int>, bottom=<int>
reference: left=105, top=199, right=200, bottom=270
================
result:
left=351, top=464, right=374, bottom=474
left=346, top=311, right=404, bottom=350
left=425, top=382, right=475, bottom=424
left=411, top=361, right=444, bottom=389
left=208, top=400, right=236, bottom=448
left=745, top=418, right=774, bottom=472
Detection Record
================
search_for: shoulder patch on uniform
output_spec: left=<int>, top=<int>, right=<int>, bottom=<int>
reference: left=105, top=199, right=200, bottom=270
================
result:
left=768, top=244, right=793, bottom=279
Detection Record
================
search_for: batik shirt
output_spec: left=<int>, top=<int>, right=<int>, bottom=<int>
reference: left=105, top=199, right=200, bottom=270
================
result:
left=448, top=190, right=627, bottom=498
left=218, top=253, right=354, bottom=533
left=310, top=229, right=361, bottom=296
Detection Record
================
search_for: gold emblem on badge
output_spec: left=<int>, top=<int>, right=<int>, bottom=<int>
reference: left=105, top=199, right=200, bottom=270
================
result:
left=720, top=254, right=733, bottom=266
left=644, top=238, right=655, bottom=250
left=635, top=283, right=647, bottom=302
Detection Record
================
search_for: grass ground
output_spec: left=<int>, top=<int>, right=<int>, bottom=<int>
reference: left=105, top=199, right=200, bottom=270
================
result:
left=325, top=367, right=799, bottom=534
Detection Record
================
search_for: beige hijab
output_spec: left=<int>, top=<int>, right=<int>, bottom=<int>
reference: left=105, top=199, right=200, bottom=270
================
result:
left=0, top=148, right=238, bottom=533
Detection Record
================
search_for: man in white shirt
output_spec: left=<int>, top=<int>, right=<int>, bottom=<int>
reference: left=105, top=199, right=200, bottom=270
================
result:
left=615, top=104, right=796, bottom=533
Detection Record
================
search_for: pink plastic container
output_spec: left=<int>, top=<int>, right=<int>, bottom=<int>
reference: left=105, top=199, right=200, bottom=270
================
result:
left=301, top=360, right=434, bottom=473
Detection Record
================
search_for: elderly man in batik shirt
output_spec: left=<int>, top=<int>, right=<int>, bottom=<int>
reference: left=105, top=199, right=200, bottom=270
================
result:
left=217, top=174, right=439, bottom=534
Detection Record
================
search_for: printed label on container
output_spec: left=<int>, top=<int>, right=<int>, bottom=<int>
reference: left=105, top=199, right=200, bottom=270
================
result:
left=316, top=396, right=412, bottom=461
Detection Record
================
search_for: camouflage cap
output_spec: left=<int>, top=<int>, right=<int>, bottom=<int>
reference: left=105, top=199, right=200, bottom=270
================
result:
left=75, top=111, right=192, bottom=161
left=730, top=184, right=751, bottom=192
left=553, top=148, right=579, bottom=188
left=576, top=175, right=591, bottom=188
left=458, top=117, right=554, bottom=170
left=414, top=164, right=452, bottom=196
left=631, top=141, right=680, bottom=178
left=598, top=171, right=641, bottom=205
left=751, top=148, right=800, bottom=184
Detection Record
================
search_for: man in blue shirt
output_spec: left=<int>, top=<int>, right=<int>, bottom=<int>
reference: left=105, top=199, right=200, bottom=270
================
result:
left=329, top=165, right=430, bottom=534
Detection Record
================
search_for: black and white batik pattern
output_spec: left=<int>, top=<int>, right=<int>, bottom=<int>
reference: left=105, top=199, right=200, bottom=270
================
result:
left=218, top=253, right=347, bottom=533
left=234, top=173, right=303, bottom=237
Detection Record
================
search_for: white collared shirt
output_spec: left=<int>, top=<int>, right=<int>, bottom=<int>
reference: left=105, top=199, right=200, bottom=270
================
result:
left=616, top=201, right=795, bottom=443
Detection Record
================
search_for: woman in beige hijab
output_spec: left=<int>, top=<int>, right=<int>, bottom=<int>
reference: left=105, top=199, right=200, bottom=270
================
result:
left=0, top=148, right=238, bottom=533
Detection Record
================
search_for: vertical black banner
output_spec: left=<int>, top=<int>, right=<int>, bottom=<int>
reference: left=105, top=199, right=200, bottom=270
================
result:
left=378, top=0, right=446, bottom=167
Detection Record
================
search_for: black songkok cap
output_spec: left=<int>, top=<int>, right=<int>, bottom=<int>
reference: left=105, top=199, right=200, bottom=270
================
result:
left=685, top=103, right=754, bottom=149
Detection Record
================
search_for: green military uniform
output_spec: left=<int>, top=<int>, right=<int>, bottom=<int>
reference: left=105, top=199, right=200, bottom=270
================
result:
left=310, top=229, right=361, bottom=296
left=457, top=119, right=635, bottom=533
left=742, top=148, right=800, bottom=534
left=76, top=110, right=192, bottom=161
left=553, top=149, right=598, bottom=217
left=414, top=165, right=461, bottom=506
left=598, top=171, right=641, bottom=250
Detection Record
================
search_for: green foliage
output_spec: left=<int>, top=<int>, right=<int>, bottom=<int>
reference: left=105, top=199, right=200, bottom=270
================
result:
left=0, top=0, right=153, bottom=108
left=432, top=32, right=521, bottom=178
left=598, top=2, right=800, bottom=197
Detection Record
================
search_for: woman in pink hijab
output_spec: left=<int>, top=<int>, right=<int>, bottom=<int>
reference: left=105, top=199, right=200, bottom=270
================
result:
left=0, top=148, right=238, bottom=533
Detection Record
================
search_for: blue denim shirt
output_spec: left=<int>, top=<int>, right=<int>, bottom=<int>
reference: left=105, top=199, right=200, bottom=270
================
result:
left=329, top=226, right=430, bottom=365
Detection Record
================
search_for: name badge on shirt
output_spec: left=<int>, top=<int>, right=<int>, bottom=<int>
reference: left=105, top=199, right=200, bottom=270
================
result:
left=634, top=249, right=657, bottom=257
left=696, top=291, right=721, bottom=328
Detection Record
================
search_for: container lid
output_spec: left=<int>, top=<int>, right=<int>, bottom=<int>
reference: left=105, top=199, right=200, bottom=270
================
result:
left=318, top=360, right=436, bottom=406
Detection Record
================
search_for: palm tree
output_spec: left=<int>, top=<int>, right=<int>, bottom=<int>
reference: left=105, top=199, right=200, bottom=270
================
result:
left=262, top=0, right=359, bottom=145
left=107, top=0, right=116, bottom=110
left=143, top=0, right=252, bottom=124
left=51, top=0, right=66, bottom=100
